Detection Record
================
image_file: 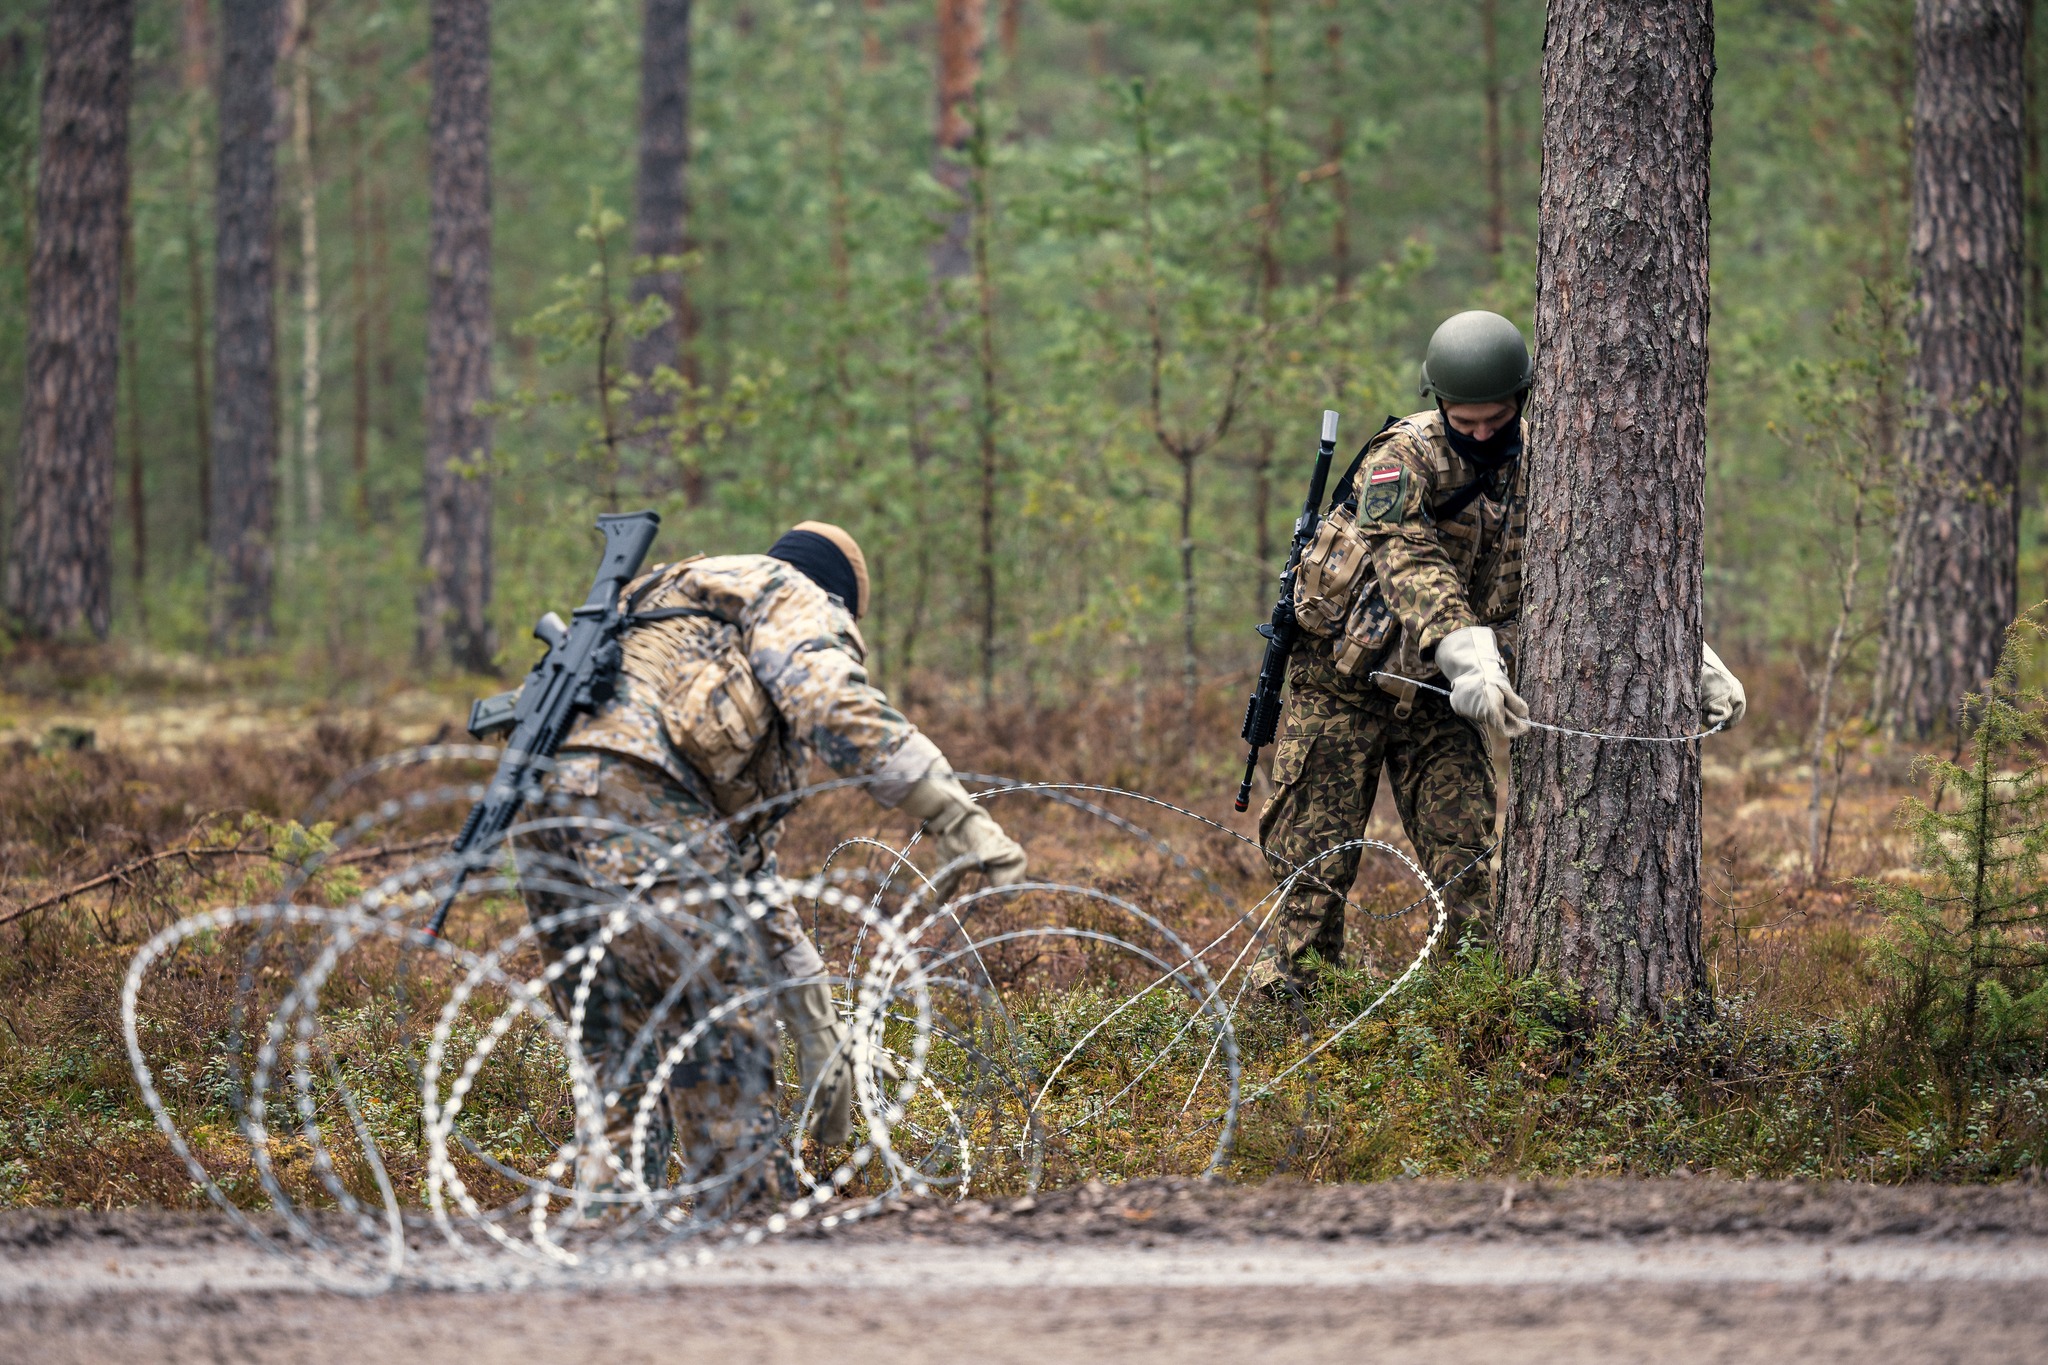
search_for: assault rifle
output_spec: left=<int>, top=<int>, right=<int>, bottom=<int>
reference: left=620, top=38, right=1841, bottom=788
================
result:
left=424, top=510, right=664, bottom=938
left=1233, top=410, right=1340, bottom=812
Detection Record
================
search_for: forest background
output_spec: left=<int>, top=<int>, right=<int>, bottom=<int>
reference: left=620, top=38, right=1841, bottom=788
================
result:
left=11, top=0, right=2048, bottom=1204
left=0, top=0, right=2019, bottom=705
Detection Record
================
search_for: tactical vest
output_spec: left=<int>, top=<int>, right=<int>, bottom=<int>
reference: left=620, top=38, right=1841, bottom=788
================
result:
left=1294, top=409, right=1525, bottom=685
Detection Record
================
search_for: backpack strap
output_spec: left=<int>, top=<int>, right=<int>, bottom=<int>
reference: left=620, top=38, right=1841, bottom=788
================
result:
left=619, top=553, right=712, bottom=623
left=1329, top=415, right=1405, bottom=511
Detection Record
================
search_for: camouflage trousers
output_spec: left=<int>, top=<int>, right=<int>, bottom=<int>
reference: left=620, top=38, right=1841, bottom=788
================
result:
left=516, top=751, right=827, bottom=1208
left=1258, top=653, right=1496, bottom=969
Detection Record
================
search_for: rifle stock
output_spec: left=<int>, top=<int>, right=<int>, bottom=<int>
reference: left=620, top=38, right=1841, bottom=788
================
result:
left=1234, top=411, right=1339, bottom=812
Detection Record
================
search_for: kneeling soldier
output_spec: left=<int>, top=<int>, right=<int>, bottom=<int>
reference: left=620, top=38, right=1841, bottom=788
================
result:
left=1259, top=310, right=1745, bottom=978
left=519, top=521, right=1027, bottom=1201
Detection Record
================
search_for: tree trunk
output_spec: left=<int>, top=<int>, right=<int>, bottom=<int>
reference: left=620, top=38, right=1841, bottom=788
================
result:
left=970, top=102, right=999, bottom=710
left=4, top=0, right=136, bottom=640
left=1481, top=0, right=1506, bottom=261
left=1251, top=0, right=1282, bottom=610
left=347, top=89, right=370, bottom=528
left=1323, top=0, right=1350, bottom=299
left=1501, top=0, right=1715, bottom=1022
left=287, top=0, right=322, bottom=532
left=999, top=0, right=1020, bottom=60
left=181, top=0, right=212, bottom=553
left=209, top=0, right=282, bottom=652
left=1874, top=0, right=2025, bottom=738
left=123, top=189, right=145, bottom=625
left=932, top=0, right=984, bottom=281
left=628, top=0, right=696, bottom=496
left=863, top=0, right=886, bottom=71
left=419, top=0, right=496, bottom=674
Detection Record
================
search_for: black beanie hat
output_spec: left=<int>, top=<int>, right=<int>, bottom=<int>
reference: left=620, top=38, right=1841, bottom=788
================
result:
left=767, top=529, right=861, bottom=615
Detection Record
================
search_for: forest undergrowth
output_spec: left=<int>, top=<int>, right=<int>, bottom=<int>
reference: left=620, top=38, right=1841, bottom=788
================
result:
left=2, top=643, right=2046, bottom=1211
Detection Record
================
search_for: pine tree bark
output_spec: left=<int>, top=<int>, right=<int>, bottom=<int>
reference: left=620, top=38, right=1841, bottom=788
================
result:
left=1874, top=0, right=2025, bottom=738
left=419, top=0, right=496, bottom=673
left=1501, top=0, right=1715, bottom=1021
left=209, top=0, right=282, bottom=651
left=1481, top=0, right=1506, bottom=261
left=629, top=0, right=696, bottom=497
left=932, top=0, right=985, bottom=281
left=4, top=0, right=136, bottom=640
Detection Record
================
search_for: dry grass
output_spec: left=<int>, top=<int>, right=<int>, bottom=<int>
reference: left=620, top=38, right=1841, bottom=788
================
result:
left=2, top=647, right=2043, bottom=1208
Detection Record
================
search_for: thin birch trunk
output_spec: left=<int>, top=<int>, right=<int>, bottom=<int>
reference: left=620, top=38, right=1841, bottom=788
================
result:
left=289, top=0, right=322, bottom=530
left=347, top=89, right=369, bottom=527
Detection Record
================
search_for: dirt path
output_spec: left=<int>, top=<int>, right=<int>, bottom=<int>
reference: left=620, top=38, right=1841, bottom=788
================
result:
left=6, top=1179, right=2047, bottom=1363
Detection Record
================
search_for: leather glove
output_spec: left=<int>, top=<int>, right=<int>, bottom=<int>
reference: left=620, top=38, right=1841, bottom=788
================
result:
left=1435, top=624, right=1531, bottom=744
left=1701, top=643, right=1747, bottom=729
left=778, top=979, right=857, bottom=1146
left=897, top=766, right=1028, bottom=900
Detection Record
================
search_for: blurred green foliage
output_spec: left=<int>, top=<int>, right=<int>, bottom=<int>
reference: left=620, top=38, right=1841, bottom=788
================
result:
left=0, top=0, right=2036, bottom=703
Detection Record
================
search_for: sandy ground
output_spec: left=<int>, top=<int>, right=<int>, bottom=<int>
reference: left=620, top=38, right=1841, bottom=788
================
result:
left=5, top=1179, right=2048, bottom=1363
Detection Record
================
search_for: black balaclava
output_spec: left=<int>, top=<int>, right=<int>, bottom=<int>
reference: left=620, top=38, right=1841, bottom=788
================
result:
left=767, top=529, right=860, bottom=612
left=1440, top=398, right=1525, bottom=472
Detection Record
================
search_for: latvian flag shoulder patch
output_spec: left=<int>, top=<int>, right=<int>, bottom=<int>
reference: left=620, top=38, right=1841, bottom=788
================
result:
left=1358, top=462, right=1409, bottom=523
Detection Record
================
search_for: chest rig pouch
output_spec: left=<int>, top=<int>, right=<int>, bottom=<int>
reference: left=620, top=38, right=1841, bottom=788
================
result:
left=1334, top=577, right=1397, bottom=677
left=1291, top=498, right=1403, bottom=679
left=1294, top=501, right=1372, bottom=636
left=1299, top=510, right=1407, bottom=688
left=664, top=636, right=776, bottom=785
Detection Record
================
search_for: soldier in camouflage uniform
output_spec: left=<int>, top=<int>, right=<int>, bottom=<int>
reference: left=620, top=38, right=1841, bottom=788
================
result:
left=518, top=521, right=1027, bottom=1202
left=1259, top=311, right=1746, bottom=977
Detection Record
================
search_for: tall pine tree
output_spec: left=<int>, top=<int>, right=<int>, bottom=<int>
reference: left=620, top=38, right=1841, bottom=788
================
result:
left=1874, top=0, right=2025, bottom=738
left=5, top=0, right=136, bottom=640
left=1502, top=0, right=1716, bottom=1019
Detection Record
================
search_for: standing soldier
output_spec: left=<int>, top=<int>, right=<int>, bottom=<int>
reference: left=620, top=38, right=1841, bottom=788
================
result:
left=1258, top=311, right=1745, bottom=980
left=518, top=521, right=1027, bottom=1204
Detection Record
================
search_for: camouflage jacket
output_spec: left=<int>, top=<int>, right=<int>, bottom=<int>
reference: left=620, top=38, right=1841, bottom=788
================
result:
left=1311, top=408, right=1526, bottom=683
left=560, top=553, right=919, bottom=850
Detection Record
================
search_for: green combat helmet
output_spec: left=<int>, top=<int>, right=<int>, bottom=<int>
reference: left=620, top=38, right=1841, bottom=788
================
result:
left=1418, top=310, right=1534, bottom=404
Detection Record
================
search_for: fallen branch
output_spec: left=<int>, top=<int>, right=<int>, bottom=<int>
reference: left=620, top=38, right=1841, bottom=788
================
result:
left=0, top=845, right=259, bottom=930
left=0, top=836, right=451, bottom=931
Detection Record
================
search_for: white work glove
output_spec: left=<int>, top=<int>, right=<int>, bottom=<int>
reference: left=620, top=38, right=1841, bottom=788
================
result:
left=1701, top=643, right=1747, bottom=729
left=1435, top=624, right=1531, bottom=745
left=777, top=979, right=859, bottom=1146
left=897, top=767, right=1028, bottom=901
